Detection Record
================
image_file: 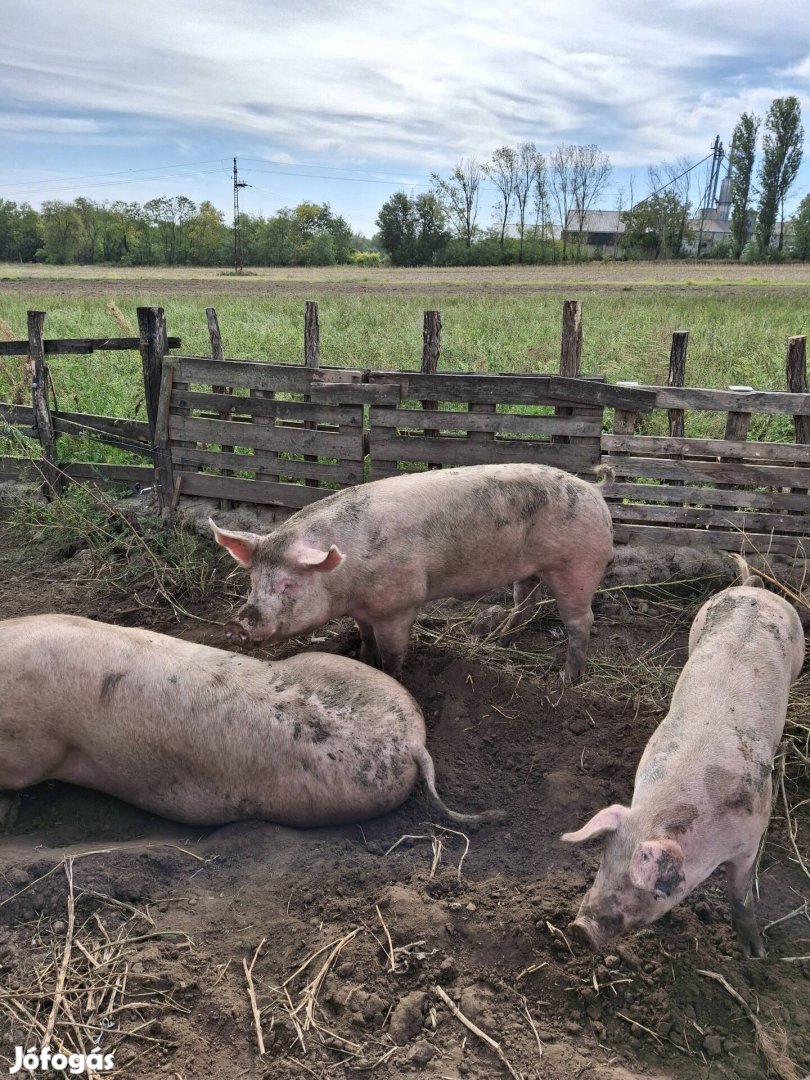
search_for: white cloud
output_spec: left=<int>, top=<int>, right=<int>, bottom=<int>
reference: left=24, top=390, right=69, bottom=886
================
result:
left=1, top=0, right=810, bottom=230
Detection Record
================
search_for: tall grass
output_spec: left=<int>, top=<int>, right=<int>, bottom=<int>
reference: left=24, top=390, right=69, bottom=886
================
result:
left=0, top=269, right=808, bottom=446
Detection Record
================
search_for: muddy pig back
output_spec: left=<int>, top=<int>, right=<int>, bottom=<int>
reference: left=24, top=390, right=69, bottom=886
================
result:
left=0, top=615, right=429, bottom=827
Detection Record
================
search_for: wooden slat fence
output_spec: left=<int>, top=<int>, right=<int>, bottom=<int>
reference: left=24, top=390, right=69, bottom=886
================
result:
left=603, top=383, right=810, bottom=556
left=365, top=371, right=654, bottom=480
left=160, top=356, right=366, bottom=509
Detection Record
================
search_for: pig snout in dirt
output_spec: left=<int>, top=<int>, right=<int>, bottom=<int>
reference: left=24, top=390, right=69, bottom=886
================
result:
left=562, top=571, right=805, bottom=958
left=211, top=462, right=614, bottom=682
left=0, top=614, right=504, bottom=830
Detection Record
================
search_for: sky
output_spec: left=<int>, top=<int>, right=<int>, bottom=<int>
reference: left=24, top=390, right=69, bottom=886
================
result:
left=2, top=0, right=810, bottom=238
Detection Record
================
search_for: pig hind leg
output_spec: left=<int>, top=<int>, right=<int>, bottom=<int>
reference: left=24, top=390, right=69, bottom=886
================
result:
left=541, top=565, right=599, bottom=682
left=724, top=852, right=765, bottom=958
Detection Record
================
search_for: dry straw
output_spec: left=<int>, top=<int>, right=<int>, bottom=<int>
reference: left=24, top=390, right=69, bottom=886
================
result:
left=0, top=855, right=192, bottom=1076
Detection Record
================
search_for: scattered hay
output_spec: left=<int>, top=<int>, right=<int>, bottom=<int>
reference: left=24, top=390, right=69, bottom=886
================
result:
left=250, top=926, right=399, bottom=1070
left=0, top=857, right=192, bottom=1075
left=698, top=969, right=800, bottom=1080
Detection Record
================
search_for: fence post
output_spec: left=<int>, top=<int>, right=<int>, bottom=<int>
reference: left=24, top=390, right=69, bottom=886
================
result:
left=137, top=306, right=171, bottom=504
left=421, top=310, right=442, bottom=467
left=26, top=310, right=61, bottom=498
left=786, top=335, right=810, bottom=444
left=303, top=301, right=321, bottom=487
left=667, top=331, right=688, bottom=438
left=206, top=307, right=235, bottom=509
left=554, top=300, right=582, bottom=446
left=136, top=307, right=167, bottom=443
left=560, top=300, right=582, bottom=377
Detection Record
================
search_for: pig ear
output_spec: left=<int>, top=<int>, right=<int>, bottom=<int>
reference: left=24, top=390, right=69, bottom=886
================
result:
left=629, top=839, right=685, bottom=897
left=291, top=544, right=345, bottom=573
left=209, top=519, right=261, bottom=568
left=561, top=804, right=630, bottom=844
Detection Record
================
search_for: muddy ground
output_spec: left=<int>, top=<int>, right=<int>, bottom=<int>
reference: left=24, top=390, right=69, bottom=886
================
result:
left=0, top=500, right=808, bottom=1080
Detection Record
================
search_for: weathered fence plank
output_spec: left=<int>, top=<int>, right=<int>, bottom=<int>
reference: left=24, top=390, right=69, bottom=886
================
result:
left=372, top=409, right=601, bottom=436
left=0, top=336, right=180, bottom=357
left=27, top=310, right=61, bottom=497
left=178, top=472, right=329, bottom=508
left=602, top=433, right=810, bottom=462
left=667, top=331, right=688, bottom=438
left=170, top=415, right=362, bottom=457
left=370, top=429, right=597, bottom=471
left=608, top=481, right=810, bottom=513
left=169, top=447, right=363, bottom=486
left=170, top=390, right=361, bottom=427
left=421, top=310, right=442, bottom=468
left=303, top=300, right=321, bottom=486
left=613, top=523, right=809, bottom=558
left=602, top=453, right=810, bottom=488
left=173, top=356, right=363, bottom=393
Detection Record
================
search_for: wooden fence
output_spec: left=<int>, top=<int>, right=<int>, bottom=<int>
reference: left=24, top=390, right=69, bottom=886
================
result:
left=2, top=302, right=810, bottom=557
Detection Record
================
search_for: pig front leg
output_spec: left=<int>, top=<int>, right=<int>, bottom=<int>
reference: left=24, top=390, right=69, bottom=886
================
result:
left=724, top=854, right=765, bottom=959
left=0, top=793, right=20, bottom=831
left=356, top=618, right=381, bottom=667
left=369, top=608, right=419, bottom=679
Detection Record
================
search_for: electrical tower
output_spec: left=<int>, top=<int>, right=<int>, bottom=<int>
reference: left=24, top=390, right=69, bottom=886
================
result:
left=232, top=157, right=248, bottom=273
left=695, top=135, right=725, bottom=257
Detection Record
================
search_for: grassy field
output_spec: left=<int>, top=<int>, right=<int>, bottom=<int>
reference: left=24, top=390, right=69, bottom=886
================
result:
left=1, top=262, right=809, bottom=451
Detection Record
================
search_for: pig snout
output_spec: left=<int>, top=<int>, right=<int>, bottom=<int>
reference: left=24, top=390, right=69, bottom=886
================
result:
left=224, top=603, right=276, bottom=645
left=224, top=620, right=251, bottom=645
left=568, top=916, right=606, bottom=951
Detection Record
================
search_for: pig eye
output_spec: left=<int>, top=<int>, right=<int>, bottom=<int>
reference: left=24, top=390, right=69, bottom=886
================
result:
left=279, top=578, right=299, bottom=596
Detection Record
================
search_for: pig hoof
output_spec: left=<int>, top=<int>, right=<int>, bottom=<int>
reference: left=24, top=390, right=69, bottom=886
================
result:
left=471, top=605, right=509, bottom=640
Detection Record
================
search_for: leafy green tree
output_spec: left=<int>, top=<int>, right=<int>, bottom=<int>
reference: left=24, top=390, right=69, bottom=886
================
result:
left=40, top=201, right=85, bottom=264
left=621, top=191, right=693, bottom=259
left=484, top=146, right=517, bottom=249
left=186, top=201, right=227, bottom=265
left=756, top=96, right=804, bottom=252
left=728, top=112, right=759, bottom=259
left=375, top=192, right=417, bottom=265
left=790, top=194, right=810, bottom=260
left=431, top=159, right=481, bottom=247
left=143, top=196, right=196, bottom=264
left=0, top=200, right=41, bottom=261
left=413, top=193, right=448, bottom=263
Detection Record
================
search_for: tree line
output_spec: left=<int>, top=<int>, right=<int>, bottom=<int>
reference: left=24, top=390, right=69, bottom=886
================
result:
left=376, top=96, right=805, bottom=264
left=0, top=98, right=805, bottom=267
left=0, top=196, right=368, bottom=266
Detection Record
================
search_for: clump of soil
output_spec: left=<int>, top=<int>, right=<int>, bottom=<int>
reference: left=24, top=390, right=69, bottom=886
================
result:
left=0, top=509, right=808, bottom=1080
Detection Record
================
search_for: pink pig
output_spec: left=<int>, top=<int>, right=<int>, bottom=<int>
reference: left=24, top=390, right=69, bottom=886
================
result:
left=212, top=463, right=615, bottom=681
left=562, top=562, right=804, bottom=957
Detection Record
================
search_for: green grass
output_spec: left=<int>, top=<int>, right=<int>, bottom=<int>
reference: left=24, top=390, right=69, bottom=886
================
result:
left=1, top=265, right=809, bottom=450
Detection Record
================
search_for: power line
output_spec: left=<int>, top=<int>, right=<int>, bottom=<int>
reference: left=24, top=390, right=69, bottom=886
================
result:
left=0, top=158, right=230, bottom=193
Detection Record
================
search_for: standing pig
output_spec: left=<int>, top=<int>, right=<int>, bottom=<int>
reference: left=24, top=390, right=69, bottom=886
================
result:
left=0, top=614, right=503, bottom=829
left=562, top=562, right=804, bottom=957
left=211, top=462, right=614, bottom=682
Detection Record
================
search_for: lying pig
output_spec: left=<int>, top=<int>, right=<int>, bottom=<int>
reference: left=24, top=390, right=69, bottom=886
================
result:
left=0, top=614, right=503, bottom=829
left=211, top=462, right=614, bottom=681
left=562, top=561, right=804, bottom=957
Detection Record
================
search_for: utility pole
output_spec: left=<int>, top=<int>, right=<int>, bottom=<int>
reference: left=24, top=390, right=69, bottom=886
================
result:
left=232, top=157, right=248, bottom=273
left=696, top=135, right=724, bottom=257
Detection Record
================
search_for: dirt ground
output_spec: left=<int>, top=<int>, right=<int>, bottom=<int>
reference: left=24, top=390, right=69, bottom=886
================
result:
left=0, top=500, right=808, bottom=1080
left=2, top=260, right=810, bottom=299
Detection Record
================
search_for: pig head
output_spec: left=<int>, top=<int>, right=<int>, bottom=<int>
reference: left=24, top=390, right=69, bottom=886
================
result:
left=210, top=521, right=346, bottom=645
left=561, top=805, right=690, bottom=951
